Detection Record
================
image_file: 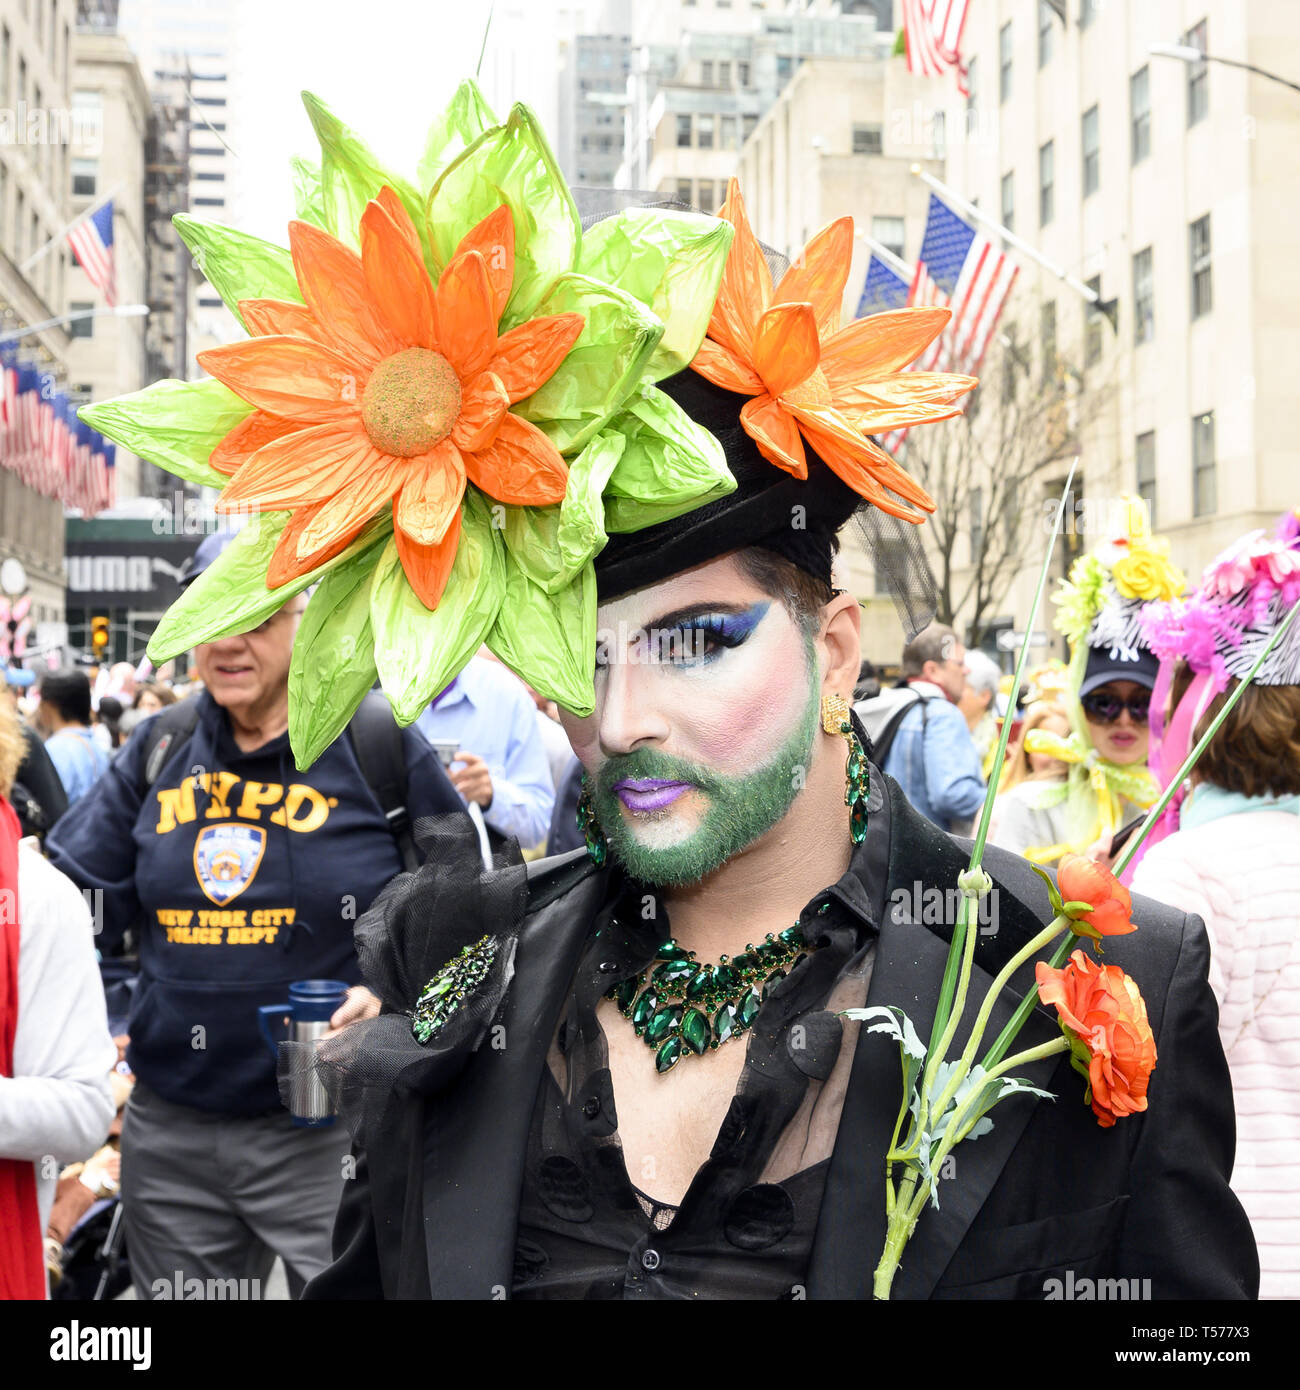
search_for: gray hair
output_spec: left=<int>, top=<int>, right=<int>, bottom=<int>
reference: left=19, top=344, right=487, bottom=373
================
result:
left=901, top=622, right=958, bottom=678
left=964, top=649, right=1002, bottom=698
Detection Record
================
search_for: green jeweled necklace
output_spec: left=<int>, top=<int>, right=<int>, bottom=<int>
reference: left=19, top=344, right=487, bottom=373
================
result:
left=605, top=918, right=822, bottom=1074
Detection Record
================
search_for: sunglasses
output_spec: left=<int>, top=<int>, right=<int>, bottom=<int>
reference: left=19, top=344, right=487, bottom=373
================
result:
left=1080, top=691, right=1150, bottom=725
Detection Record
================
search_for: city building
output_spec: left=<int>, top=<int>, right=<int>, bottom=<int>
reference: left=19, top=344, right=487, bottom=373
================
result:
left=934, top=0, right=1300, bottom=652
left=555, top=0, right=630, bottom=190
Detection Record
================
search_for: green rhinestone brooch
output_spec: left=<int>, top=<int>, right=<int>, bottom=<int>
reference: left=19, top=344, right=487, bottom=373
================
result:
left=411, top=934, right=498, bottom=1044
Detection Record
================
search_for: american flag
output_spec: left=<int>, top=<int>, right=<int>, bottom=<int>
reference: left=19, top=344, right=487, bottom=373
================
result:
left=855, top=254, right=911, bottom=318
left=882, top=195, right=1019, bottom=452
left=901, top=0, right=972, bottom=93
left=67, top=200, right=116, bottom=307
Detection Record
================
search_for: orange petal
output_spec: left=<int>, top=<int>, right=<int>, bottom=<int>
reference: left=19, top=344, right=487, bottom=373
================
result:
left=396, top=509, right=462, bottom=610
left=359, top=198, right=439, bottom=350
left=435, top=249, right=497, bottom=380
left=237, top=298, right=331, bottom=344
left=708, top=179, right=773, bottom=360
left=292, top=450, right=407, bottom=559
left=452, top=204, right=515, bottom=325
left=789, top=403, right=934, bottom=520
left=740, top=394, right=807, bottom=479
left=217, top=421, right=376, bottom=510
left=464, top=412, right=567, bottom=506
left=838, top=371, right=977, bottom=433
left=820, top=307, right=951, bottom=386
left=376, top=186, right=424, bottom=261
left=752, top=302, right=820, bottom=398
left=773, top=216, right=853, bottom=337
left=288, top=219, right=402, bottom=368
left=394, top=439, right=466, bottom=546
left=690, top=338, right=765, bottom=397
left=209, top=411, right=303, bottom=476
left=266, top=503, right=370, bottom=588
left=198, top=337, right=367, bottom=423
left=489, top=312, right=585, bottom=403
left=451, top=372, right=510, bottom=453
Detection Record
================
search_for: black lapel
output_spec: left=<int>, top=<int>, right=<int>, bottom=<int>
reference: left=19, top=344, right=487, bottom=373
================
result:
left=419, top=866, right=609, bottom=1299
left=808, top=782, right=1067, bottom=1300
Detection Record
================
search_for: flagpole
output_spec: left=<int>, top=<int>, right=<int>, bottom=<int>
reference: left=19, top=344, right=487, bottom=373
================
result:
left=908, top=165, right=1118, bottom=329
left=20, top=184, right=122, bottom=273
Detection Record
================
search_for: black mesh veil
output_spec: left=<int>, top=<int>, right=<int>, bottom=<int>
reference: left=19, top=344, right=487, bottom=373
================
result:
left=570, top=188, right=938, bottom=640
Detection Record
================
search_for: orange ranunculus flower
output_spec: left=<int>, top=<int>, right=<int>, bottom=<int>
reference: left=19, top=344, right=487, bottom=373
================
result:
left=1056, top=853, right=1136, bottom=938
left=689, top=179, right=977, bottom=524
left=197, top=191, right=584, bottom=609
left=1036, top=950, right=1157, bottom=1129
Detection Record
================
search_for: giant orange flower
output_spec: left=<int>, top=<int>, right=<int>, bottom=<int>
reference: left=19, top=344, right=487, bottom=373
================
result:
left=1036, top=950, right=1157, bottom=1129
left=197, top=191, right=584, bottom=608
left=690, top=179, right=977, bottom=522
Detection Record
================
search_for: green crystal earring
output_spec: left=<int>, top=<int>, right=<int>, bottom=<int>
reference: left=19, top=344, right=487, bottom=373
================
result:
left=576, top=777, right=608, bottom=866
left=822, top=693, right=870, bottom=844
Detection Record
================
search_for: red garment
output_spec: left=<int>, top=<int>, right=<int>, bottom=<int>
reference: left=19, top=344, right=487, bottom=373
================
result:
left=0, top=797, right=44, bottom=1299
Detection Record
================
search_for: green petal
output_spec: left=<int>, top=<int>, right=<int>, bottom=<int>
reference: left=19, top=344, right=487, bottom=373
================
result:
left=426, top=103, right=580, bottom=323
left=602, top=385, right=735, bottom=532
left=553, top=429, right=626, bottom=590
left=301, top=91, right=431, bottom=264
left=145, top=512, right=391, bottom=664
left=512, top=273, right=662, bottom=455
left=173, top=216, right=303, bottom=331
left=487, top=560, right=596, bottom=717
left=576, top=209, right=734, bottom=381
left=80, top=378, right=252, bottom=491
left=416, top=78, right=498, bottom=195
left=288, top=556, right=380, bottom=770
left=290, top=155, right=327, bottom=228
left=369, top=490, right=505, bottom=725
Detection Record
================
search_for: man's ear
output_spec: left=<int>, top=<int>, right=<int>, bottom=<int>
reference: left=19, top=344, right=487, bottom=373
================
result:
left=818, top=593, right=862, bottom=702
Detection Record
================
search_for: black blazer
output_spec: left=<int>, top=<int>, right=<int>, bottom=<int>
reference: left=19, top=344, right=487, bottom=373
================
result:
left=305, top=778, right=1258, bottom=1300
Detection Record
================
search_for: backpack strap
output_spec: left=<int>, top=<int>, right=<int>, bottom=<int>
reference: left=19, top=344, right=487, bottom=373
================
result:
left=138, top=700, right=203, bottom=794
left=346, top=690, right=418, bottom=872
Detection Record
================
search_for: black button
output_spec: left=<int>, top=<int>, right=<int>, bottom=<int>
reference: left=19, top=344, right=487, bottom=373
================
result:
left=597, top=960, right=620, bottom=974
left=582, top=1095, right=601, bottom=1118
left=641, top=1248, right=661, bottom=1272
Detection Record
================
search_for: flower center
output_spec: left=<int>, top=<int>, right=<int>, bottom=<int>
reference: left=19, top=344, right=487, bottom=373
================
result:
left=361, top=347, right=462, bottom=457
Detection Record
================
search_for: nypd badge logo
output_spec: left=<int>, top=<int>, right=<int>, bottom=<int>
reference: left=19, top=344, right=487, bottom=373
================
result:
left=194, top=824, right=266, bottom=906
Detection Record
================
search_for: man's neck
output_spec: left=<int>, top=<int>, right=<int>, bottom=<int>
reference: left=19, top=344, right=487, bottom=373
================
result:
left=225, top=698, right=290, bottom=753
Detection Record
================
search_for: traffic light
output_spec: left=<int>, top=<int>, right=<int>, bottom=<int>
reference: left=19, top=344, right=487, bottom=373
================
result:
left=91, top=614, right=110, bottom=658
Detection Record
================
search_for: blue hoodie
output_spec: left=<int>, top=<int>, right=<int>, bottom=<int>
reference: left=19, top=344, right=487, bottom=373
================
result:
left=47, top=693, right=466, bottom=1115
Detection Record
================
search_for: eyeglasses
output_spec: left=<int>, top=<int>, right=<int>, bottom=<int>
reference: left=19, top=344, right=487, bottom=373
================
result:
left=1080, top=691, right=1150, bottom=725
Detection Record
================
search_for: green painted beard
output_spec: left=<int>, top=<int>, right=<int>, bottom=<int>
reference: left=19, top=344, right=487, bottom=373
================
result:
left=591, top=672, right=821, bottom=889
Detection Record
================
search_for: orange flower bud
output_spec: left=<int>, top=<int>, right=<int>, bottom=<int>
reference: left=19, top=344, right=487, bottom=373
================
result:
left=1056, top=853, right=1136, bottom=938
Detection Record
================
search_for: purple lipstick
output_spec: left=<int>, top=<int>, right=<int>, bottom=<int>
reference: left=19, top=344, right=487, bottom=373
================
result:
left=613, top=778, right=693, bottom=813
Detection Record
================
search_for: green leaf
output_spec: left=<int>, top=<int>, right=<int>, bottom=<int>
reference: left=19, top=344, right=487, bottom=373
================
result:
left=290, top=155, right=327, bottom=227
left=288, top=559, right=381, bottom=770
left=146, top=512, right=391, bottom=664
left=487, top=559, right=596, bottom=717
left=577, top=208, right=734, bottom=380
left=601, top=385, right=734, bottom=532
left=1028, top=860, right=1065, bottom=917
left=416, top=78, right=498, bottom=194
left=369, top=490, right=505, bottom=725
left=79, top=378, right=252, bottom=491
left=301, top=91, right=430, bottom=263
left=173, top=216, right=304, bottom=331
left=426, top=103, right=581, bottom=323
left=893, top=27, right=907, bottom=57
left=553, top=429, right=626, bottom=589
left=512, top=273, right=662, bottom=455
left=843, top=1004, right=927, bottom=1063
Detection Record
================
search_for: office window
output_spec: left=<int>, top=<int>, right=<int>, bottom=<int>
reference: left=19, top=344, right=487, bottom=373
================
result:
left=872, top=215, right=905, bottom=260
left=1000, top=170, right=1014, bottom=235
left=970, top=487, right=985, bottom=565
left=965, top=56, right=978, bottom=119
left=1136, top=432, right=1156, bottom=526
left=194, top=96, right=227, bottom=107
left=17, top=56, right=26, bottom=108
left=676, top=178, right=693, bottom=204
left=71, top=157, right=97, bottom=196
left=1001, top=322, right=1018, bottom=405
left=1130, top=66, right=1150, bottom=164
left=852, top=123, right=882, bottom=155
left=1133, top=247, right=1154, bottom=344
left=198, top=296, right=224, bottom=308
left=14, top=187, right=22, bottom=259
left=676, top=113, right=691, bottom=147
left=69, top=301, right=94, bottom=338
left=697, top=114, right=715, bottom=149
left=719, top=60, right=731, bottom=85
left=1193, top=412, right=1216, bottom=515
left=932, top=109, right=946, bottom=155
left=700, top=60, right=713, bottom=84
left=1080, top=0, right=1099, bottom=27
left=1038, top=140, right=1054, bottom=226
left=1, top=27, right=8, bottom=107
left=1081, top=105, right=1099, bottom=197
left=1185, top=19, right=1209, bottom=126
left=738, top=61, right=750, bottom=86
left=776, top=55, right=793, bottom=83
left=193, top=197, right=226, bottom=207
left=195, top=171, right=225, bottom=181
left=742, top=113, right=757, bottom=141
left=1190, top=214, right=1212, bottom=318
left=1085, top=276, right=1104, bottom=367
left=1038, top=1, right=1054, bottom=68
left=1040, top=299, right=1057, bottom=382
left=999, top=22, right=1012, bottom=104
left=720, top=114, right=738, bottom=149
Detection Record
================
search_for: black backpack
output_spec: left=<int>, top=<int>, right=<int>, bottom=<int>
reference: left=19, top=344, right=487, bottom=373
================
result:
left=860, top=690, right=933, bottom=771
left=135, top=690, right=419, bottom=871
